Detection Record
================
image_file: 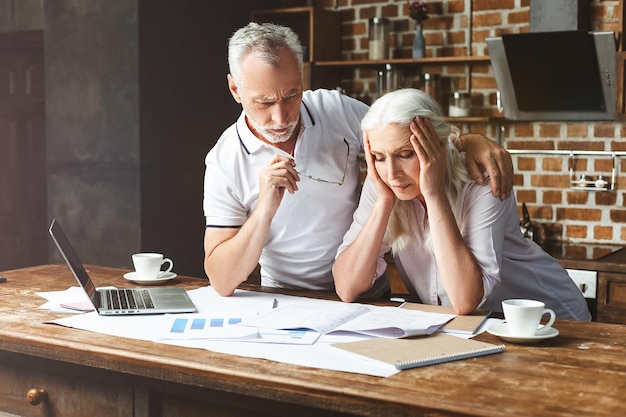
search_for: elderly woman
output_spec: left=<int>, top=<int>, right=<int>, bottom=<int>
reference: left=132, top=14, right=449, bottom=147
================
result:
left=333, top=88, right=590, bottom=320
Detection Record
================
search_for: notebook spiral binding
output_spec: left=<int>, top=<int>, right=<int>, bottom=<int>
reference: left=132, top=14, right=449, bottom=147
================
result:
left=395, top=344, right=506, bottom=370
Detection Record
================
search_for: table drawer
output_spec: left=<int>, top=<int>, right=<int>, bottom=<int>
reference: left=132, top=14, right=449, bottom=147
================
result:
left=0, top=351, right=133, bottom=417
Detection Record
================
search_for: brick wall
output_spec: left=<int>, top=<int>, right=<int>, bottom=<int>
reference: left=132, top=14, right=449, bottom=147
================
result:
left=297, top=0, right=623, bottom=245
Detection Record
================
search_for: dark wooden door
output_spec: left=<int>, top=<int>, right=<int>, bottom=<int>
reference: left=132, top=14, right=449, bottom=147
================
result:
left=0, top=31, right=47, bottom=271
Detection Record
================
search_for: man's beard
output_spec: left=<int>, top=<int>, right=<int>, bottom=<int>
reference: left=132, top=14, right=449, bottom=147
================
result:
left=250, top=119, right=299, bottom=144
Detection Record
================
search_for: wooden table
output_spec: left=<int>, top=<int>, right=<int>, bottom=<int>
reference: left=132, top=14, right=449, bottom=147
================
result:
left=1, top=264, right=626, bottom=417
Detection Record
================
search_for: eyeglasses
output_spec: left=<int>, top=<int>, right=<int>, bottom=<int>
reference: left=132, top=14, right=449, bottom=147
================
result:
left=295, top=138, right=350, bottom=186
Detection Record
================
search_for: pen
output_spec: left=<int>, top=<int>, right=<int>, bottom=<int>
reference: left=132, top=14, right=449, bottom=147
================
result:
left=272, top=298, right=278, bottom=309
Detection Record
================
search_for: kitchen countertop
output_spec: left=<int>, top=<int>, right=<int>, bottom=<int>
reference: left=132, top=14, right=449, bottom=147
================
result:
left=594, top=247, right=626, bottom=271
left=541, top=241, right=626, bottom=273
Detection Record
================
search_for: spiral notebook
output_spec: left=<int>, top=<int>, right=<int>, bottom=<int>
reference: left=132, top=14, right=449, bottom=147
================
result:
left=333, top=332, right=505, bottom=370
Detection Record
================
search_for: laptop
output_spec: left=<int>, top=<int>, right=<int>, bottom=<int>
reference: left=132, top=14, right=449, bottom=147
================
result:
left=49, top=218, right=197, bottom=315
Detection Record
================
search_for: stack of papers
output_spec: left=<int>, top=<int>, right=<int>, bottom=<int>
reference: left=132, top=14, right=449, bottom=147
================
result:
left=40, top=286, right=497, bottom=378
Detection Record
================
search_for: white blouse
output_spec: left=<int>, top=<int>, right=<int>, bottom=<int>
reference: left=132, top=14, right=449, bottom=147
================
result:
left=337, top=177, right=591, bottom=321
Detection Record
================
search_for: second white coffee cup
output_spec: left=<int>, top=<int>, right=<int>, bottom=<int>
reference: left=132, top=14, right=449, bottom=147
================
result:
left=132, top=253, right=173, bottom=280
left=502, top=299, right=556, bottom=337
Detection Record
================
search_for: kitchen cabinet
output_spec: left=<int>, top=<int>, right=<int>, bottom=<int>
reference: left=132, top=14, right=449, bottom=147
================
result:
left=598, top=272, right=626, bottom=323
left=555, top=246, right=626, bottom=325
left=251, top=6, right=340, bottom=90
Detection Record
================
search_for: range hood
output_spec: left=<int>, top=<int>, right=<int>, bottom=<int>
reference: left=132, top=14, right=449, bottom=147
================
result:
left=487, top=30, right=617, bottom=121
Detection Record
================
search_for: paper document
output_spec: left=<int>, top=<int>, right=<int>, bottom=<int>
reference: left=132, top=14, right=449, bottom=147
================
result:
left=158, top=313, right=260, bottom=340
left=401, top=303, right=491, bottom=335
left=244, top=303, right=456, bottom=338
left=36, top=286, right=113, bottom=314
left=157, top=312, right=320, bottom=345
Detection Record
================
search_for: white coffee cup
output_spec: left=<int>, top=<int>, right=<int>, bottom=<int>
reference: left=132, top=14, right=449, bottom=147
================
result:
left=132, top=253, right=173, bottom=280
left=502, top=299, right=556, bottom=337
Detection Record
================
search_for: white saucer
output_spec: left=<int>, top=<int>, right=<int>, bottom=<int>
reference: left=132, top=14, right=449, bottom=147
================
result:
left=487, top=322, right=559, bottom=344
left=123, top=271, right=177, bottom=285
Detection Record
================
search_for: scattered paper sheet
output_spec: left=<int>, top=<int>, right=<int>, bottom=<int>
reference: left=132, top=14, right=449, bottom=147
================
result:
left=37, top=286, right=94, bottom=314
left=158, top=312, right=261, bottom=340
left=37, top=286, right=118, bottom=313
left=244, top=303, right=456, bottom=338
left=244, top=302, right=370, bottom=334
left=331, top=306, right=455, bottom=338
left=401, top=303, right=491, bottom=335
left=156, top=312, right=320, bottom=344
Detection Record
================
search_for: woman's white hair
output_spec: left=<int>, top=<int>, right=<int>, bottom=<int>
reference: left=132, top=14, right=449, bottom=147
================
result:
left=228, top=22, right=304, bottom=87
left=361, top=88, right=470, bottom=253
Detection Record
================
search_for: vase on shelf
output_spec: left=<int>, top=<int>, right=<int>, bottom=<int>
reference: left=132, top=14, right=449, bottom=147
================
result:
left=412, top=23, right=425, bottom=59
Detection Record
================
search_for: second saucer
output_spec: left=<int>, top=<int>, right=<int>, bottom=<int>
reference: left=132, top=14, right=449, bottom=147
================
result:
left=487, top=322, right=559, bottom=344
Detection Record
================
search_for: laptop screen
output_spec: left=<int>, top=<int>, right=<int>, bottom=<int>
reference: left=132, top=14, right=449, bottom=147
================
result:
left=49, top=219, right=97, bottom=303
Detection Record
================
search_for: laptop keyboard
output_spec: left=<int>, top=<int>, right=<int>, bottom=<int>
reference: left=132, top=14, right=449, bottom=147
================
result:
left=103, top=289, right=155, bottom=311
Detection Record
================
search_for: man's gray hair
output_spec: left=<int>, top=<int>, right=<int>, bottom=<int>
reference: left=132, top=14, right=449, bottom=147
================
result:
left=228, top=22, right=304, bottom=86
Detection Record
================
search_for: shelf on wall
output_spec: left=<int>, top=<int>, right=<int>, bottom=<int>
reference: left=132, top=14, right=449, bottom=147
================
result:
left=446, top=116, right=505, bottom=123
left=314, top=56, right=492, bottom=68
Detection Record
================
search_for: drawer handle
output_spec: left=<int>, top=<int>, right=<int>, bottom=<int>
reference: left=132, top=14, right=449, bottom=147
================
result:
left=26, top=388, right=48, bottom=406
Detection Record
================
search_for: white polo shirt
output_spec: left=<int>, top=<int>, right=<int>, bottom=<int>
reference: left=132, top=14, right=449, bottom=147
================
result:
left=204, top=89, right=368, bottom=291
